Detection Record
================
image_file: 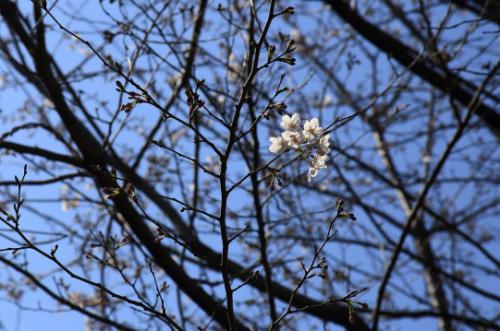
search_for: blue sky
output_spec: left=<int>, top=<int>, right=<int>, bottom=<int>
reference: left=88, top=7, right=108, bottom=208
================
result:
left=0, top=1, right=499, bottom=330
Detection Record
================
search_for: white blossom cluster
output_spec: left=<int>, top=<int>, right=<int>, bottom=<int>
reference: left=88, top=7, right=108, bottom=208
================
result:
left=269, top=113, right=331, bottom=182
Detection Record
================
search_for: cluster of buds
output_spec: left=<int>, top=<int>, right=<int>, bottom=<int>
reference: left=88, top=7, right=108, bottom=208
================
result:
left=269, top=113, right=331, bottom=182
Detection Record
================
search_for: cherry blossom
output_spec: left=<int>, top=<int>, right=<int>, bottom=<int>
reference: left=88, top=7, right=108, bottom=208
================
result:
left=280, top=113, right=301, bottom=130
left=282, top=130, right=304, bottom=149
left=307, top=154, right=329, bottom=182
left=311, top=153, right=328, bottom=168
left=318, top=134, right=331, bottom=154
left=268, top=112, right=332, bottom=182
left=303, top=118, right=323, bottom=140
left=269, top=136, right=288, bottom=153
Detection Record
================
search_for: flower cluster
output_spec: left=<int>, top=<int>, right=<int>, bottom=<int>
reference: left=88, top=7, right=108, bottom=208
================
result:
left=269, top=113, right=331, bottom=182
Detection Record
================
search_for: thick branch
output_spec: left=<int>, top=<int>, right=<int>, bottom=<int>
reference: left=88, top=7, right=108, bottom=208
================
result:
left=324, top=0, right=500, bottom=138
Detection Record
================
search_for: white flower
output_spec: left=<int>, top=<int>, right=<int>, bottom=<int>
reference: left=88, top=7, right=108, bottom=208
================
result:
left=217, top=95, right=226, bottom=105
left=290, top=28, right=302, bottom=41
left=307, top=167, right=319, bottom=182
left=282, top=130, right=303, bottom=149
left=269, top=136, right=287, bottom=154
left=307, top=154, right=328, bottom=182
left=318, top=134, right=331, bottom=154
left=43, top=98, right=54, bottom=109
left=268, top=114, right=332, bottom=182
left=228, top=53, right=242, bottom=81
left=303, top=118, right=323, bottom=140
left=167, top=72, right=183, bottom=88
left=205, top=155, right=221, bottom=173
left=290, top=29, right=305, bottom=52
left=60, top=184, right=81, bottom=212
left=311, top=153, right=328, bottom=169
left=280, top=113, right=301, bottom=130
left=321, top=95, right=333, bottom=107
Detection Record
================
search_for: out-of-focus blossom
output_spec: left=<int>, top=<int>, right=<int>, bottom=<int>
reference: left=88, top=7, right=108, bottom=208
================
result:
left=269, top=136, right=288, bottom=154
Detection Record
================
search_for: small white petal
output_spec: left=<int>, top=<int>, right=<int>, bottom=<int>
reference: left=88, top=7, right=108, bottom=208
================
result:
left=307, top=167, right=319, bottom=182
left=280, top=113, right=301, bottom=130
left=318, top=134, right=331, bottom=154
left=269, top=136, right=287, bottom=153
